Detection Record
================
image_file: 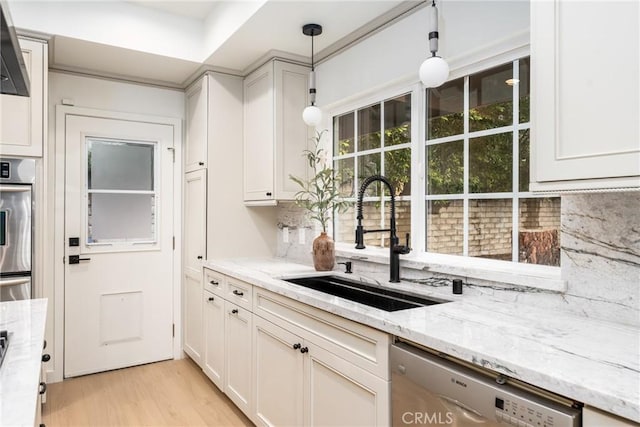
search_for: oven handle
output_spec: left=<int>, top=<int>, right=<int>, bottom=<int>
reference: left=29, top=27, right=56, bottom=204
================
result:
left=0, top=185, right=31, bottom=193
left=0, top=277, right=31, bottom=287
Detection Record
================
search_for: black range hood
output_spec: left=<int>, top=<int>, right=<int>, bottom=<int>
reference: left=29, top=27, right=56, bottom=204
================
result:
left=0, top=0, right=29, bottom=97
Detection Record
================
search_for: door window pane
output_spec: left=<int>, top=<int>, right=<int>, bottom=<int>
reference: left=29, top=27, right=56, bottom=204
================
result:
left=427, top=140, right=464, bottom=195
left=469, top=63, right=514, bottom=132
left=384, top=94, right=411, bottom=147
left=358, top=104, right=381, bottom=151
left=333, top=113, right=354, bottom=155
left=88, top=193, right=155, bottom=243
left=88, top=139, right=154, bottom=191
left=427, top=79, right=464, bottom=139
left=469, top=133, right=512, bottom=193
left=426, top=200, right=463, bottom=255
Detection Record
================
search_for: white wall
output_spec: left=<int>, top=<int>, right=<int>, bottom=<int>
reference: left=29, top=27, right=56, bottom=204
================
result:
left=317, top=0, right=529, bottom=108
left=45, top=71, right=186, bottom=382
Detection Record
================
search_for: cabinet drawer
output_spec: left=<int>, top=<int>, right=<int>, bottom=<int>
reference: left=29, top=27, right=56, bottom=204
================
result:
left=226, top=277, right=253, bottom=311
left=204, top=268, right=225, bottom=297
left=254, top=288, right=390, bottom=380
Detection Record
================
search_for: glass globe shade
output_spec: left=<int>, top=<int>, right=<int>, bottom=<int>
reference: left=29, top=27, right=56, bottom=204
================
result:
left=419, top=56, right=450, bottom=88
left=302, top=105, right=322, bottom=127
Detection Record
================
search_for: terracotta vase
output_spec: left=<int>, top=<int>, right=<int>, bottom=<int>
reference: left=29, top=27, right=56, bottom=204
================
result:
left=312, top=232, right=335, bottom=271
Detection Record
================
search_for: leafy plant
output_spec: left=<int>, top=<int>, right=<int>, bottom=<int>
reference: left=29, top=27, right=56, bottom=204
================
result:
left=289, top=130, right=351, bottom=233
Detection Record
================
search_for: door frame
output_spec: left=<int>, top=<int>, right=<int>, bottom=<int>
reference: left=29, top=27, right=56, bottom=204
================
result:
left=52, top=105, right=183, bottom=383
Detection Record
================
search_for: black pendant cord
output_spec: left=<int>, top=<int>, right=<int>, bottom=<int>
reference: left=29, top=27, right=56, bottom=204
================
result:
left=311, top=33, right=315, bottom=71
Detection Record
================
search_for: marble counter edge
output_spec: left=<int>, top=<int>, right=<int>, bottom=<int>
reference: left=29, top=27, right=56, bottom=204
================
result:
left=0, top=298, right=48, bottom=427
left=202, top=259, right=640, bottom=423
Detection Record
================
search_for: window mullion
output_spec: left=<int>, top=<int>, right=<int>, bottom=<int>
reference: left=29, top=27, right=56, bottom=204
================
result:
left=512, top=59, right=521, bottom=263
left=414, top=83, right=426, bottom=253
left=463, top=76, right=470, bottom=257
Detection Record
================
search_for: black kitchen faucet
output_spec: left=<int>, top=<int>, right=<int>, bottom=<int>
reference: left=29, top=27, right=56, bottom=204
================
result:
left=355, top=175, right=411, bottom=282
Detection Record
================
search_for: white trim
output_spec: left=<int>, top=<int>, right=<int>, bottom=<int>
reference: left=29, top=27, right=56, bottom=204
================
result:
left=51, top=105, right=183, bottom=383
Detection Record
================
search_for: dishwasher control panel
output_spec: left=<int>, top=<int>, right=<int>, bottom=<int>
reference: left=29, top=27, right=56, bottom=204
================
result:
left=391, top=343, right=581, bottom=427
left=494, top=395, right=567, bottom=427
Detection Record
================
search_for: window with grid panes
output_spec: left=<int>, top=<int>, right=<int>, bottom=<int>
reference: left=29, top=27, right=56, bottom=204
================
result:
left=333, top=94, right=412, bottom=248
left=332, top=56, right=561, bottom=266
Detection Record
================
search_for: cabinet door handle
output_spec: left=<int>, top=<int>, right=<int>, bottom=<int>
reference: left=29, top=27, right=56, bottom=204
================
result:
left=209, top=280, right=219, bottom=286
left=39, top=382, right=47, bottom=395
left=266, top=192, right=272, bottom=197
left=232, top=290, right=244, bottom=297
left=42, top=354, right=51, bottom=363
left=198, top=162, right=205, bottom=166
left=197, top=256, right=203, bottom=260
left=292, top=343, right=301, bottom=350
left=231, top=309, right=238, bottom=315
left=300, top=347, right=308, bottom=354
left=208, top=297, right=214, bottom=302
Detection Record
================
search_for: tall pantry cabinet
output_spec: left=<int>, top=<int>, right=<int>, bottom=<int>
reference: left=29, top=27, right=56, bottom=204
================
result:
left=182, top=72, right=244, bottom=365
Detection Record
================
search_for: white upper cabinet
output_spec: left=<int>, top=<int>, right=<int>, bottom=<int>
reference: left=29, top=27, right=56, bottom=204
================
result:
left=185, top=76, right=208, bottom=172
left=530, top=0, right=640, bottom=192
left=243, top=60, right=311, bottom=204
left=0, top=38, right=47, bottom=157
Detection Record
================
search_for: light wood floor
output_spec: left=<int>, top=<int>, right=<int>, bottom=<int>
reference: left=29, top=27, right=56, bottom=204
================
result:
left=43, top=358, right=254, bottom=427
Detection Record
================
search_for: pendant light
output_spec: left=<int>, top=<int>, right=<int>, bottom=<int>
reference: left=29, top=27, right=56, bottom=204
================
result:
left=302, top=23, right=323, bottom=127
left=419, top=0, right=449, bottom=88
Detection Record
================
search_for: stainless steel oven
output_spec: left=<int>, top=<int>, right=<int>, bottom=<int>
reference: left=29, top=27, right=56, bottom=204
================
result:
left=0, top=158, right=35, bottom=301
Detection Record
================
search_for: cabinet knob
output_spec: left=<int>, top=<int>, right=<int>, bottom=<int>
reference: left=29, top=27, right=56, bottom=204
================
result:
left=293, top=343, right=301, bottom=350
left=197, top=256, right=203, bottom=260
left=198, top=162, right=205, bottom=166
left=266, top=192, right=272, bottom=197
left=208, top=297, right=214, bottom=301
left=231, top=309, right=238, bottom=315
left=42, top=354, right=51, bottom=363
left=39, top=382, right=47, bottom=395
left=209, top=280, right=219, bottom=286
left=232, top=290, right=244, bottom=297
left=300, top=347, right=309, bottom=354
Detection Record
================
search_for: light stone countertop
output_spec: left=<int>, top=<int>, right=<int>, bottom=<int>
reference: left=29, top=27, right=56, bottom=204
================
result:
left=0, top=298, right=47, bottom=427
left=204, top=257, right=640, bottom=424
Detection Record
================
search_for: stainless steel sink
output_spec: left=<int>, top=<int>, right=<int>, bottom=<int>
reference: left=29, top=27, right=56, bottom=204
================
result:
left=283, top=275, right=448, bottom=312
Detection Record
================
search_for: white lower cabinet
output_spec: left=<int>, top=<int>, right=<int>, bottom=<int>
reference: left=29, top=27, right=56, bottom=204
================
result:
left=253, top=287, right=391, bottom=427
left=203, top=290, right=225, bottom=390
left=183, top=272, right=203, bottom=365
left=224, top=301, right=253, bottom=417
left=253, top=316, right=389, bottom=427
left=200, top=268, right=391, bottom=426
left=253, top=316, right=305, bottom=427
left=306, top=343, right=389, bottom=427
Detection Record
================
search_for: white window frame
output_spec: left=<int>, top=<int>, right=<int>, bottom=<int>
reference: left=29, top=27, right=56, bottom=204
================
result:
left=330, top=52, right=564, bottom=292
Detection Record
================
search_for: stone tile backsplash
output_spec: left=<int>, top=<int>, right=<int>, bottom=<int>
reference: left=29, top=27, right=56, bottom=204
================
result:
left=275, top=193, right=640, bottom=327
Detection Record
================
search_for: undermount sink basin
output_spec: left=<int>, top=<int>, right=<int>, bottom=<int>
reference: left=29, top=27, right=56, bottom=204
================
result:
left=283, top=275, right=448, bottom=312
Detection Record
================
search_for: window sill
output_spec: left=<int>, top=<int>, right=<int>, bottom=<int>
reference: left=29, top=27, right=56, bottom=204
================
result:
left=334, top=243, right=565, bottom=292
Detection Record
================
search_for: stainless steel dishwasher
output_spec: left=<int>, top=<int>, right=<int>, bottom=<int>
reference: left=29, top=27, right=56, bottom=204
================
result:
left=391, top=342, right=581, bottom=427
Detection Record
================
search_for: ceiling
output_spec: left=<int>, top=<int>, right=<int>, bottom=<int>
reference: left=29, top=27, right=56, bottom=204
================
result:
left=10, top=0, right=423, bottom=88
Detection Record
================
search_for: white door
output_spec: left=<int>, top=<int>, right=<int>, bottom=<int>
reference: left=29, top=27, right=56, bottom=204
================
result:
left=64, top=114, right=175, bottom=378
